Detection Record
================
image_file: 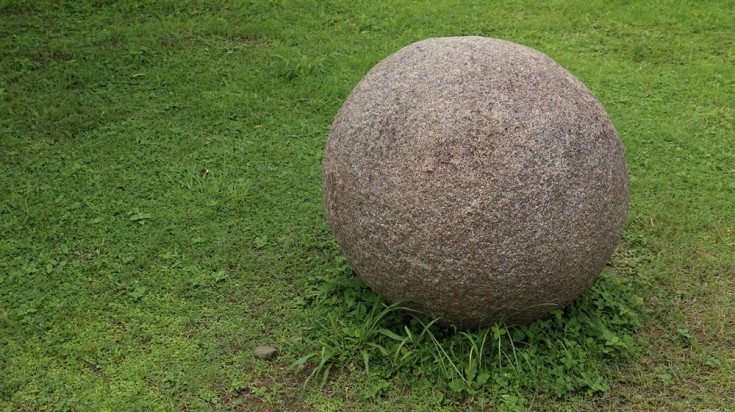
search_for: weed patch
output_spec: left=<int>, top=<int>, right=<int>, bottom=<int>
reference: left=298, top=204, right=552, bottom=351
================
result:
left=295, top=254, right=644, bottom=408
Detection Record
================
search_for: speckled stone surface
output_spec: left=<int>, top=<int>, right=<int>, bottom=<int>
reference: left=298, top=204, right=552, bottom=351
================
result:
left=322, top=37, right=629, bottom=329
left=254, top=345, right=278, bottom=360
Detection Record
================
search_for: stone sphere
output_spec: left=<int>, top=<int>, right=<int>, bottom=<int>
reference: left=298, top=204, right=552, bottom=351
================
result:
left=322, top=37, right=629, bottom=329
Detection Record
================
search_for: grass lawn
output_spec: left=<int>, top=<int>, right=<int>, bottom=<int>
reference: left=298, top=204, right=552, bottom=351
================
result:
left=1, top=1, right=733, bottom=410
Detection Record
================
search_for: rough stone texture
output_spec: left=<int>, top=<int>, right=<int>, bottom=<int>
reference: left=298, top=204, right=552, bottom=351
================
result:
left=254, top=345, right=279, bottom=360
left=322, top=36, right=629, bottom=329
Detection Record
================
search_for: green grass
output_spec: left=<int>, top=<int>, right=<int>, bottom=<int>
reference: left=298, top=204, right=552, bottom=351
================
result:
left=1, top=0, right=733, bottom=410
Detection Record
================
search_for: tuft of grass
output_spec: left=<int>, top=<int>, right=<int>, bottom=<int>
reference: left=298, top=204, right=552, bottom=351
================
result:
left=294, top=256, right=644, bottom=409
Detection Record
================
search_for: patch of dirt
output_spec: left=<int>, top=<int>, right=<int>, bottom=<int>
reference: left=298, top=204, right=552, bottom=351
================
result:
left=220, top=362, right=314, bottom=412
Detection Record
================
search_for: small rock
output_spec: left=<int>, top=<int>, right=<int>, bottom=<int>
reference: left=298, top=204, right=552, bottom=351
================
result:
left=254, top=345, right=278, bottom=360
